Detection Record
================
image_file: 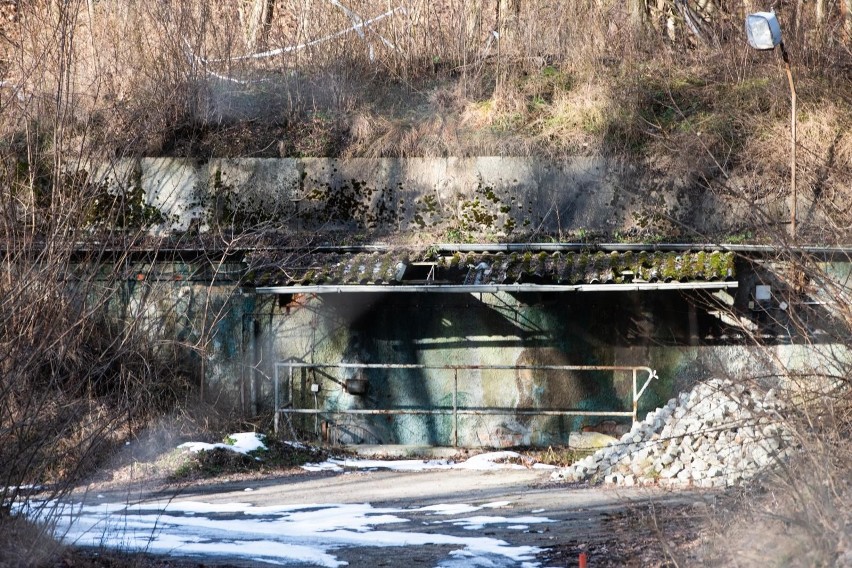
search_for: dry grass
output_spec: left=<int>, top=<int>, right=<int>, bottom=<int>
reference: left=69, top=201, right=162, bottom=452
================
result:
left=699, top=387, right=852, bottom=566
left=678, top=247, right=852, bottom=566
left=0, top=515, right=65, bottom=568
left=1, top=0, right=847, bottom=191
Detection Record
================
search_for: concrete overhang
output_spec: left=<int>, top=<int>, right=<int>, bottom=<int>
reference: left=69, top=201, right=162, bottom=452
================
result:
left=256, top=281, right=738, bottom=294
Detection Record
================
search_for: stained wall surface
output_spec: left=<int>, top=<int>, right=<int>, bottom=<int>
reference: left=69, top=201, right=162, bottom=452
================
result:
left=80, top=156, right=846, bottom=446
left=108, top=256, right=850, bottom=447
left=241, top=285, right=848, bottom=447
left=88, top=157, right=785, bottom=238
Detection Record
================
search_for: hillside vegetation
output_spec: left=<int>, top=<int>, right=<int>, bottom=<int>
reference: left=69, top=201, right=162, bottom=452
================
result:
left=1, top=1, right=850, bottom=240
left=1, top=2, right=850, bottom=173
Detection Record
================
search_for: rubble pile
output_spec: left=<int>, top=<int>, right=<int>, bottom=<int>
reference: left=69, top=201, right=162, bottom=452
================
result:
left=553, top=378, right=796, bottom=488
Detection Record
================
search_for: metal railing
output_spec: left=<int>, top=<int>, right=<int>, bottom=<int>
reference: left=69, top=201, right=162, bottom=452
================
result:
left=273, top=362, right=658, bottom=446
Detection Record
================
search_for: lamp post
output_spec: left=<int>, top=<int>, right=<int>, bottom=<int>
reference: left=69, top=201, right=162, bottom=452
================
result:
left=746, top=11, right=797, bottom=240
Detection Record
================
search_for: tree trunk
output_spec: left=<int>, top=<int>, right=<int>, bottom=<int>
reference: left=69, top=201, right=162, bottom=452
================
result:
left=498, top=0, right=520, bottom=52
left=244, top=0, right=275, bottom=51
left=630, top=0, right=646, bottom=29
left=815, top=0, right=825, bottom=26
left=466, top=0, right=484, bottom=44
left=794, top=0, right=804, bottom=40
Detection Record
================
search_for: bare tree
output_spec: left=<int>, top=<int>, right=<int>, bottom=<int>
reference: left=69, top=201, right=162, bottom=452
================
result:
left=631, top=0, right=647, bottom=29
left=240, top=0, right=275, bottom=50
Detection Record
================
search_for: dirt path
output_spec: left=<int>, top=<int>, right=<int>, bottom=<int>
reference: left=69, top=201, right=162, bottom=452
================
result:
left=64, top=468, right=708, bottom=567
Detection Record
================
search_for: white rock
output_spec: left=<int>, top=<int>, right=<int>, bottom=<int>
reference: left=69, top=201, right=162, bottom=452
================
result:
left=606, top=473, right=623, bottom=485
left=552, top=378, right=794, bottom=489
left=660, top=462, right=682, bottom=479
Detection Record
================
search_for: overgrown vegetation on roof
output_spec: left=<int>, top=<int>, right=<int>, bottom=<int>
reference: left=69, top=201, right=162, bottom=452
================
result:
left=246, top=249, right=736, bottom=287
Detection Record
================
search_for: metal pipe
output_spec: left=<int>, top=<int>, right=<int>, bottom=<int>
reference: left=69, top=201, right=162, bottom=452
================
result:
left=278, top=408, right=636, bottom=417
left=453, top=368, right=458, bottom=448
left=67, top=243, right=852, bottom=263
left=780, top=40, right=797, bottom=240
left=298, top=243, right=852, bottom=256
left=632, top=368, right=638, bottom=424
left=273, top=364, right=280, bottom=435
left=288, top=365, right=294, bottom=414
left=276, top=362, right=654, bottom=372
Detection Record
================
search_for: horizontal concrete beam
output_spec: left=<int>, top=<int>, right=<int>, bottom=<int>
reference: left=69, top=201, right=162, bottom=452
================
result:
left=255, top=281, right=739, bottom=294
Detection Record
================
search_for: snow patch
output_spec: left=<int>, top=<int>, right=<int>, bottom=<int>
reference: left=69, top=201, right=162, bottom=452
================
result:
left=178, top=432, right=267, bottom=455
left=16, top=499, right=548, bottom=567
left=302, top=452, right=556, bottom=473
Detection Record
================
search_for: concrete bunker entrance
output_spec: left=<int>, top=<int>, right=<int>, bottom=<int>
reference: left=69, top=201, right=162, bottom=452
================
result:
left=252, top=284, right=747, bottom=448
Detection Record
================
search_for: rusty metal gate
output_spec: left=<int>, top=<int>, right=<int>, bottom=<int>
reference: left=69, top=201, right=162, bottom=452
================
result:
left=273, top=362, right=658, bottom=446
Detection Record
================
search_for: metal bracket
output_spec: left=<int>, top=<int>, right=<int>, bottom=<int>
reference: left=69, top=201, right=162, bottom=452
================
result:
left=632, top=368, right=659, bottom=423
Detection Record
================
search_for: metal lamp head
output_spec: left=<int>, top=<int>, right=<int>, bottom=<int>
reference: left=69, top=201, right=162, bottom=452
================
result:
left=746, top=11, right=782, bottom=50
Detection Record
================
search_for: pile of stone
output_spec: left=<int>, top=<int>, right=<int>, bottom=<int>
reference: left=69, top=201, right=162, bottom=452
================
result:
left=553, top=378, right=797, bottom=488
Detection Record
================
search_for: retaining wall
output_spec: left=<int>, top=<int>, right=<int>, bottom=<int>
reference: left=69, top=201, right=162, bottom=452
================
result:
left=89, top=157, right=784, bottom=238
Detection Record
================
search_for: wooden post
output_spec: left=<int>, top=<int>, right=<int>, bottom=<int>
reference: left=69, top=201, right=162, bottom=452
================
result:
left=843, top=0, right=852, bottom=41
left=815, top=0, right=826, bottom=26
left=631, top=0, right=646, bottom=29
left=780, top=42, right=797, bottom=239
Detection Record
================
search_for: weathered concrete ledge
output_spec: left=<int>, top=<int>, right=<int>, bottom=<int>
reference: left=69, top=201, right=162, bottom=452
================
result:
left=87, top=157, right=792, bottom=239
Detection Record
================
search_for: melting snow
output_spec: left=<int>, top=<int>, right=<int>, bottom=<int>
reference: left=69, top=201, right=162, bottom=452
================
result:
left=302, top=451, right=557, bottom=473
left=14, top=440, right=559, bottom=566
left=178, top=432, right=268, bottom=455
left=415, top=501, right=509, bottom=516
left=452, top=515, right=555, bottom=531
left=16, top=499, right=550, bottom=567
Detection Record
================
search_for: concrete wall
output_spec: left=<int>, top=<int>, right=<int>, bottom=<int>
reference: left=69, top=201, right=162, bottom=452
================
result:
left=90, top=157, right=782, bottom=238
left=238, top=286, right=849, bottom=447
left=104, top=254, right=850, bottom=447
left=79, top=157, right=848, bottom=445
left=104, top=260, right=252, bottom=407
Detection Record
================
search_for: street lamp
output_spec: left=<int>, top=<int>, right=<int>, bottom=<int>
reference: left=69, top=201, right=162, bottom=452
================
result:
left=746, top=11, right=797, bottom=239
